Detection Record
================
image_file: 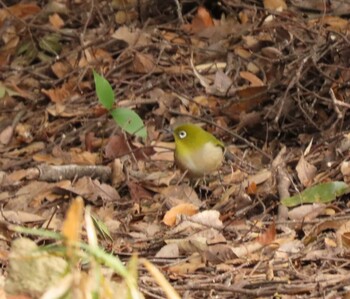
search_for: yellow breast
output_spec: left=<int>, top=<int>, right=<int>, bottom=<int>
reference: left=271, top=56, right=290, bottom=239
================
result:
left=175, top=142, right=224, bottom=177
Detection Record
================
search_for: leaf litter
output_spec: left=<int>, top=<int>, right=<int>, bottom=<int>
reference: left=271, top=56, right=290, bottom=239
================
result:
left=1, top=0, right=350, bottom=298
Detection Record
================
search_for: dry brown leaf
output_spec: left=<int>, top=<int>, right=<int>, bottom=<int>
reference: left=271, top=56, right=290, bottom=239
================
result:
left=240, top=71, right=264, bottom=86
left=111, top=159, right=125, bottom=188
left=0, top=126, right=13, bottom=145
left=261, top=47, right=283, bottom=59
left=212, top=70, right=234, bottom=95
left=288, top=203, right=326, bottom=221
left=222, top=85, right=268, bottom=120
left=104, top=135, right=130, bottom=159
left=248, top=169, right=272, bottom=185
left=0, top=3, right=41, bottom=27
left=163, top=203, right=199, bottom=226
left=150, top=141, right=174, bottom=162
left=51, top=61, right=72, bottom=79
left=341, top=161, right=350, bottom=183
left=112, top=26, right=150, bottom=47
left=336, top=220, right=350, bottom=250
left=32, top=153, right=64, bottom=165
left=14, top=123, right=33, bottom=143
left=304, top=219, right=347, bottom=246
left=4, top=180, right=70, bottom=210
left=3, top=168, right=38, bottom=186
left=160, top=184, right=201, bottom=208
left=83, top=48, right=113, bottom=65
left=34, top=147, right=100, bottom=165
left=263, top=0, right=287, bottom=11
left=0, top=210, right=44, bottom=223
left=128, top=181, right=153, bottom=202
left=45, top=103, right=86, bottom=118
left=0, top=26, right=19, bottom=66
left=5, top=141, right=44, bottom=157
left=131, top=221, right=162, bottom=238
left=258, top=222, right=276, bottom=245
left=155, top=243, right=179, bottom=258
left=168, top=254, right=204, bottom=274
left=204, top=244, right=238, bottom=264
left=162, top=31, right=186, bottom=45
left=246, top=181, right=257, bottom=194
left=231, top=240, right=264, bottom=258
left=296, top=155, right=317, bottom=187
left=49, top=13, right=64, bottom=29
left=275, top=239, right=303, bottom=260
left=41, top=80, right=77, bottom=103
left=188, top=210, right=223, bottom=229
left=182, top=6, right=214, bottom=33
left=234, top=46, right=252, bottom=59
left=169, top=228, right=222, bottom=254
left=322, top=16, right=349, bottom=31
left=132, top=53, right=156, bottom=74
left=61, top=177, right=120, bottom=203
left=67, top=148, right=100, bottom=165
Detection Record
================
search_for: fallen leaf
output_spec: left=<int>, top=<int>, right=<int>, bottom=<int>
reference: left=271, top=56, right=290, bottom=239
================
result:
left=182, top=6, right=214, bottom=33
left=204, top=244, right=237, bottom=264
left=0, top=210, right=44, bottom=223
left=104, top=135, right=130, bottom=159
left=150, top=141, right=174, bottom=162
left=281, top=181, right=349, bottom=207
left=240, top=71, right=264, bottom=86
left=160, top=184, right=201, bottom=208
left=288, top=203, right=327, bottom=221
left=112, top=26, right=150, bottom=47
left=111, top=159, right=126, bottom=188
left=263, top=0, right=287, bottom=11
left=0, top=125, right=13, bottom=145
left=168, top=254, right=204, bottom=274
left=128, top=181, right=153, bottom=202
left=222, top=85, right=269, bottom=121
left=231, top=240, right=264, bottom=258
left=336, top=220, right=350, bottom=250
left=41, top=80, right=77, bottom=103
left=296, top=155, right=317, bottom=187
left=132, top=52, right=156, bottom=74
left=49, top=13, right=64, bottom=29
left=258, top=222, right=276, bottom=245
left=246, top=181, right=257, bottom=194
left=51, top=61, right=72, bottom=79
left=0, top=3, right=41, bottom=27
left=155, top=243, right=179, bottom=258
left=163, top=203, right=199, bottom=226
left=61, top=177, right=120, bottom=203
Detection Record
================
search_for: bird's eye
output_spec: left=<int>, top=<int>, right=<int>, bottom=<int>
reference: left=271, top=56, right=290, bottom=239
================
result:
left=178, top=130, right=187, bottom=139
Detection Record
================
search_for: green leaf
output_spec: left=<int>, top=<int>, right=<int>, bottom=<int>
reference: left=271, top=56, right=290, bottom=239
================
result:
left=91, top=214, right=113, bottom=242
left=93, top=71, right=114, bottom=110
left=38, top=33, right=62, bottom=55
left=15, top=40, right=38, bottom=66
left=110, top=108, right=147, bottom=139
left=0, top=82, right=20, bottom=99
left=281, top=181, right=350, bottom=207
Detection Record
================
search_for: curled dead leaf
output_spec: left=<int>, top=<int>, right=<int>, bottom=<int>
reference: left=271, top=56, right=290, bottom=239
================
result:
left=182, top=6, right=214, bottom=34
left=163, top=203, right=199, bottom=226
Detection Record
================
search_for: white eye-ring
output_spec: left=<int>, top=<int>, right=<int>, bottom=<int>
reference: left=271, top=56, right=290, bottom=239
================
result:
left=178, top=130, right=187, bottom=139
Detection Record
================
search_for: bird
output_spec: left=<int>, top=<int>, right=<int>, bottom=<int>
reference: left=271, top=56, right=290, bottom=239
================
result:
left=173, top=123, right=225, bottom=177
